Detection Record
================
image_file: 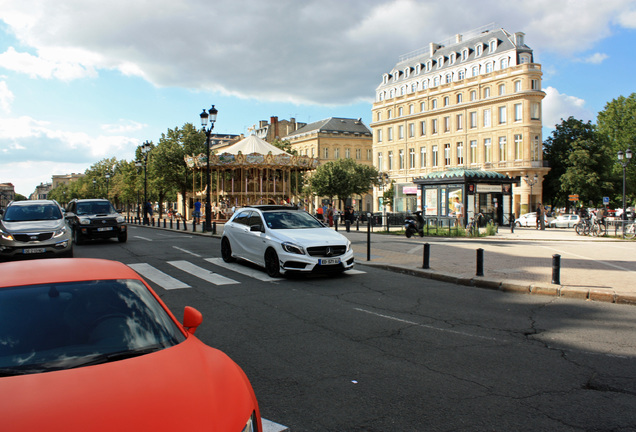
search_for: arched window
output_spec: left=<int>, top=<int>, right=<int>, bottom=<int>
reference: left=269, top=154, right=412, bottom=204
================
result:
left=483, top=87, right=490, bottom=98
left=476, top=44, right=483, bottom=56
left=445, top=74, right=452, bottom=84
left=433, top=76, right=440, bottom=87
left=472, top=66, right=479, bottom=77
left=461, top=49, right=468, bottom=61
left=500, top=57, right=508, bottom=69
left=457, top=93, right=463, bottom=103
left=458, top=70, right=465, bottom=80
left=485, top=62, right=493, bottom=73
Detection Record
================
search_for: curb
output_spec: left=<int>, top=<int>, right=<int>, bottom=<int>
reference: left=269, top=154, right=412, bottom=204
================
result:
left=358, top=262, right=636, bottom=307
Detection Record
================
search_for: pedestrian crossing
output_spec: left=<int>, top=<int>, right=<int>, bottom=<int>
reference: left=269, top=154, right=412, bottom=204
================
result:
left=128, top=257, right=366, bottom=291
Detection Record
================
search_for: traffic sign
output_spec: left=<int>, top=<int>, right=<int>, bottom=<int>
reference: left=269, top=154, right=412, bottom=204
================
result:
left=568, top=194, right=579, bottom=201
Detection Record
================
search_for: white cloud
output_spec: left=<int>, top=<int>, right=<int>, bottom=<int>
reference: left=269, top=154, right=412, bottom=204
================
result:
left=542, top=86, right=595, bottom=129
left=578, top=53, right=609, bottom=64
left=101, top=120, right=147, bottom=134
left=0, top=80, right=14, bottom=112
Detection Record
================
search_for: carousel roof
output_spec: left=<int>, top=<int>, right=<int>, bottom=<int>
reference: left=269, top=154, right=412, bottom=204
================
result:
left=221, top=134, right=289, bottom=156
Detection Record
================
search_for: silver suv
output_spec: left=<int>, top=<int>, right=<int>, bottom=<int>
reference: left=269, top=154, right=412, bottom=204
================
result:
left=0, top=200, right=73, bottom=260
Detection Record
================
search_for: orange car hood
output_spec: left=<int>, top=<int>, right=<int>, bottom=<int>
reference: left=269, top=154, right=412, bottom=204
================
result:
left=1, top=336, right=258, bottom=431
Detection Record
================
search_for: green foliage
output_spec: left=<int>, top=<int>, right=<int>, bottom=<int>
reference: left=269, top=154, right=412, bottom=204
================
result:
left=271, top=139, right=297, bottom=155
left=309, top=158, right=378, bottom=207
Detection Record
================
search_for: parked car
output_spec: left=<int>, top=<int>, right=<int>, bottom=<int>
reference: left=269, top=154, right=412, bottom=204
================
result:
left=0, top=258, right=261, bottom=431
left=65, top=198, right=127, bottom=244
left=0, top=199, right=73, bottom=260
left=221, top=205, right=355, bottom=277
left=515, top=212, right=548, bottom=227
left=549, top=214, right=581, bottom=228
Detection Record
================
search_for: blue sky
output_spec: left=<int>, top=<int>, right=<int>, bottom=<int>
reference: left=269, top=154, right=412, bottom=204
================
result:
left=1, top=0, right=636, bottom=196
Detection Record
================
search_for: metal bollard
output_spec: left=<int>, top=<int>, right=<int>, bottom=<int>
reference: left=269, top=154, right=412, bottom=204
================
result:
left=366, top=215, right=371, bottom=261
left=192, top=221, right=196, bottom=232
left=334, top=219, right=338, bottom=231
left=552, top=254, right=561, bottom=285
left=356, top=219, right=359, bottom=231
left=183, top=220, right=187, bottom=231
left=163, top=219, right=166, bottom=228
left=176, top=219, right=180, bottom=230
left=170, top=219, right=173, bottom=229
left=212, top=221, right=217, bottom=235
left=423, top=243, right=430, bottom=269
left=476, top=248, right=484, bottom=276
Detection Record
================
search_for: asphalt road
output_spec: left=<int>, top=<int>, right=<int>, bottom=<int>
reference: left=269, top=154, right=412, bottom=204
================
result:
left=74, top=225, right=636, bottom=432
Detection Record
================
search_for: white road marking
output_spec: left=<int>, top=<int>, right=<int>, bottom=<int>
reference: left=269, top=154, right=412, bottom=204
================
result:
left=168, top=260, right=239, bottom=285
left=262, top=418, right=289, bottom=432
left=205, top=258, right=282, bottom=282
left=172, top=246, right=202, bottom=257
left=128, top=263, right=190, bottom=290
left=541, top=245, right=636, bottom=273
left=133, top=236, right=153, bottom=241
left=346, top=269, right=366, bottom=275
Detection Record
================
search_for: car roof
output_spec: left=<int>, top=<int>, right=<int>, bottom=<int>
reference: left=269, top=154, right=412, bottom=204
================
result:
left=8, top=200, right=57, bottom=207
left=0, top=258, right=141, bottom=289
left=242, top=205, right=299, bottom=212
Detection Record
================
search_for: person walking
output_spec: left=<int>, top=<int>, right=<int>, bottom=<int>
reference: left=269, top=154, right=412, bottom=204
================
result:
left=193, top=199, right=202, bottom=225
left=327, top=204, right=334, bottom=227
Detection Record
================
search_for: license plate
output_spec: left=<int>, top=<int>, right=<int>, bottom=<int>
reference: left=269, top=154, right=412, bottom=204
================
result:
left=23, top=248, right=45, bottom=254
left=319, top=258, right=340, bottom=265
left=97, top=227, right=113, bottom=232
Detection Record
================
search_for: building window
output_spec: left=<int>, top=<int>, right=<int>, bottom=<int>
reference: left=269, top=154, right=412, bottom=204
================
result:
left=433, top=76, right=440, bottom=87
left=498, top=84, right=505, bottom=95
left=399, top=149, right=404, bottom=169
left=409, top=123, right=415, bottom=138
left=444, top=144, right=451, bottom=166
left=445, top=74, right=452, bottom=84
left=456, top=113, right=464, bottom=130
left=356, top=148, right=361, bottom=160
left=470, top=90, right=477, bottom=101
left=450, top=53, right=456, bottom=64
left=388, top=127, right=393, bottom=141
left=420, top=147, right=427, bottom=168
left=444, top=116, right=450, bottom=132
left=432, top=99, right=438, bottom=109
left=514, top=103, right=523, bottom=121
left=476, top=44, right=483, bottom=56
left=409, top=104, right=414, bottom=114
left=324, top=148, right=329, bottom=159
left=458, top=70, right=465, bottom=80
left=398, top=107, right=403, bottom=117
left=377, top=129, right=383, bottom=142
left=498, top=106, right=506, bottom=124
left=334, top=148, right=340, bottom=159
left=387, top=109, right=392, bottom=119
left=345, top=148, right=351, bottom=158
left=420, top=121, right=426, bottom=136
left=470, top=140, right=477, bottom=164
left=411, top=83, right=417, bottom=93
left=531, top=103, right=540, bottom=120
left=422, top=80, right=428, bottom=90
left=469, top=111, right=477, bottom=128
left=378, top=152, right=384, bottom=169
left=489, top=39, right=497, bottom=53
left=432, top=145, right=439, bottom=166
left=409, top=148, right=415, bottom=168
left=484, top=138, right=492, bottom=163
left=500, top=58, right=508, bottom=69
left=483, top=109, right=491, bottom=127
left=499, top=137, right=507, bottom=161
left=514, top=134, right=522, bottom=160
left=420, top=101, right=426, bottom=112
left=483, top=87, right=490, bottom=98
left=531, top=79, right=540, bottom=90
left=532, top=135, right=540, bottom=161
left=443, top=96, right=449, bottom=106
left=432, top=119, right=438, bottom=134
left=472, top=66, right=479, bottom=77
left=457, top=142, right=464, bottom=165
left=398, top=125, right=404, bottom=139
left=377, top=112, right=382, bottom=121
left=462, top=48, right=468, bottom=61
left=514, top=80, right=521, bottom=92
left=486, top=62, right=493, bottom=73
left=388, top=151, right=393, bottom=170
left=457, top=93, right=463, bottom=103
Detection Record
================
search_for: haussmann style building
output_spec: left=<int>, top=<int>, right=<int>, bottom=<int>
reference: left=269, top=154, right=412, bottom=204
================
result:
left=370, top=24, right=548, bottom=226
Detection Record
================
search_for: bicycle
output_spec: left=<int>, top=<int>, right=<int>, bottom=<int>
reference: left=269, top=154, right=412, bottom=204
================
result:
left=591, top=220, right=607, bottom=237
left=575, top=217, right=592, bottom=236
left=624, top=221, right=636, bottom=239
left=466, top=213, right=484, bottom=237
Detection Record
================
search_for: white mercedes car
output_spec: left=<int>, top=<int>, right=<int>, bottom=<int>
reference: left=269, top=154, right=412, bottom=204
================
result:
left=221, top=205, right=355, bottom=277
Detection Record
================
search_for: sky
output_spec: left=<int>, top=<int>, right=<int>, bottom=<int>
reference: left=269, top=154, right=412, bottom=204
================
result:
left=1, top=0, right=636, bottom=196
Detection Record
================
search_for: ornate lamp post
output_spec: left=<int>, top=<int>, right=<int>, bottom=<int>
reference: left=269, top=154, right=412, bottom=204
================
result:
left=378, top=172, right=390, bottom=230
left=105, top=173, right=111, bottom=198
left=137, top=140, right=152, bottom=225
left=618, top=148, right=632, bottom=222
left=200, top=105, right=218, bottom=233
left=524, top=173, right=539, bottom=211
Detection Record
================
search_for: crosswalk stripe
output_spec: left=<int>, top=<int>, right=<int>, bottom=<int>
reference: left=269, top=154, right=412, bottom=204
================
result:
left=168, top=260, right=239, bottom=285
left=205, top=258, right=283, bottom=282
left=128, top=263, right=190, bottom=290
left=346, top=269, right=366, bottom=275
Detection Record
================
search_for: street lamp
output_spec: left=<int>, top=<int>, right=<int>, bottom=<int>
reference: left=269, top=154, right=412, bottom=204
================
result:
left=200, top=105, right=218, bottom=233
left=92, top=179, right=97, bottom=197
left=378, top=172, right=390, bottom=230
left=618, top=148, right=632, bottom=222
left=105, top=173, right=111, bottom=198
left=138, top=140, right=152, bottom=225
left=524, top=173, right=539, bottom=211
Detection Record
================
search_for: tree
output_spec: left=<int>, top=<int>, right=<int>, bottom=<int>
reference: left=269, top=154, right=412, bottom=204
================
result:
left=542, top=117, right=597, bottom=210
left=309, top=158, right=378, bottom=208
left=596, top=93, right=636, bottom=208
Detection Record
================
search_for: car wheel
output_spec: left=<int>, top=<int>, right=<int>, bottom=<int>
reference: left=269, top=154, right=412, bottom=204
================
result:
left=264, top=248, right=280, bottom=278
left=118, top=232, right=128, bottom=243
left=73, top=229, right=84, bottom=245
left=221, top=237, right=235, bottom=263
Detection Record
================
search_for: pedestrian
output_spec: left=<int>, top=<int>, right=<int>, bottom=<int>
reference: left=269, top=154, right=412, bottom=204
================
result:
left=316, top=205, right=324, bottom=221
left=453, top=197, right=464, bottom=227
left=193, top=199, right=202, bottom=224
left=327, top=204, right=334, bottom=227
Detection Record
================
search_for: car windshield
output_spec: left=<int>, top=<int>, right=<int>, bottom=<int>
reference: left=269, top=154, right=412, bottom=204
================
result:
left=263, top=210, right=324, bottom=229
left=0, top=279, right=185, bottom=376
left=76, top=202, right=114, bottom=215
left=3, top=204, right=62, bottom=222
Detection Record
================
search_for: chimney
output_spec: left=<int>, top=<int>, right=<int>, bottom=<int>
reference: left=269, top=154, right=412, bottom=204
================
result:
left=271, top=116, right=279, bottom=139
left=455, top=34, right=462, bottom=43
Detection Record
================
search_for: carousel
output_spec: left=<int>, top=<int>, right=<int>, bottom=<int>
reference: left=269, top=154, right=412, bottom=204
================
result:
left=185, top=135, right=319, bottom=219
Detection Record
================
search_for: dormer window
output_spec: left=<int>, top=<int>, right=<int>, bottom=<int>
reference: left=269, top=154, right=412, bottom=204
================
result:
left=437, top=57, right=444, bottom=68
left=383, top=74, right=389, bottom=84
left=476, top=44, right=483, bottom=56
left=427, top=60, right=432, bottom=70
left=461, top=48, right=468, bottom=61
left=450, top=53, right=456, bottom=64
left=489, top=39, right=498, bottom=53
left=415, top=64, right=421, bottom=74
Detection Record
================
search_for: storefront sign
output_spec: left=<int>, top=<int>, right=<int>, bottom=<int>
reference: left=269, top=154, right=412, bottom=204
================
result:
left=476, top=184, right=503, bottom=193
left=402, top=186, right=418, bottom=195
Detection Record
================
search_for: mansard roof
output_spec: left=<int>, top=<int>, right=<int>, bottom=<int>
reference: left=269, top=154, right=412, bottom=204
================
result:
left=285, top=117, right=372, bottom=139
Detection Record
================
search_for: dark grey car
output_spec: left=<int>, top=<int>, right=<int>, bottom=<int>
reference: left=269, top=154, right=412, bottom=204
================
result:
left=0, top=200, right=73, bottom=260
left=65, top=199, right=127, bottom=244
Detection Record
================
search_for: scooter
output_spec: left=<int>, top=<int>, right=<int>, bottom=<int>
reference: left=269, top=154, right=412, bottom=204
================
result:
left=404, top=211, right=425, bottom=238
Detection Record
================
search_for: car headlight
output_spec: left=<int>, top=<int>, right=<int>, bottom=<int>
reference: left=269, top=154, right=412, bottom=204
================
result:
left=116, top=215, right=125, bottom=223
left=0, top=231, right=14, bottom=241
left=346, top=240, right=352, bottom=252
left=281, top=241, right=305, bottom=255
left=241, top=413, right=257, bottom=432
left=79, top=217, right=91, bottom=225
left=53, top=226, right=67, bottom=238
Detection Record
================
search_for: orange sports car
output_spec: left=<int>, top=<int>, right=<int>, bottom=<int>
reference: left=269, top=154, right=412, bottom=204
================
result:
left=0, top=258, right=261, bottom=432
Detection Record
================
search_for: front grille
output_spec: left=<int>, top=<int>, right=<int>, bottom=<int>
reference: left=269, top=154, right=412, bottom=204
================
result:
left=307, top=245, right=347, bottom=257
left=14, top=232, right=53, bottom=242
left=90, top=218, right=118, bottom=226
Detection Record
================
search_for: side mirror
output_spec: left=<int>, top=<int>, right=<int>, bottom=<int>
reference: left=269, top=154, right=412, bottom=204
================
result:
left=65, top=212, right=75, bottom=219
left=250, top=224, right=265, bottom=233
left=183, top=306, right=203, bottom=334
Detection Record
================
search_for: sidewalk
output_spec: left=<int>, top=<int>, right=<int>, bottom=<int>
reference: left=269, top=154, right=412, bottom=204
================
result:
left=133, top=218, right=636, bottom=306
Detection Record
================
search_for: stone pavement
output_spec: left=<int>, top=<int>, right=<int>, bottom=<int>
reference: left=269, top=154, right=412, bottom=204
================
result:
left=134, top=218, right=636, bottom=306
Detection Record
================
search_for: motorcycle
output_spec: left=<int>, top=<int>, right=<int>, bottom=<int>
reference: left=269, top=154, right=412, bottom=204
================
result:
left=404, top=211, right=425, bottom=238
